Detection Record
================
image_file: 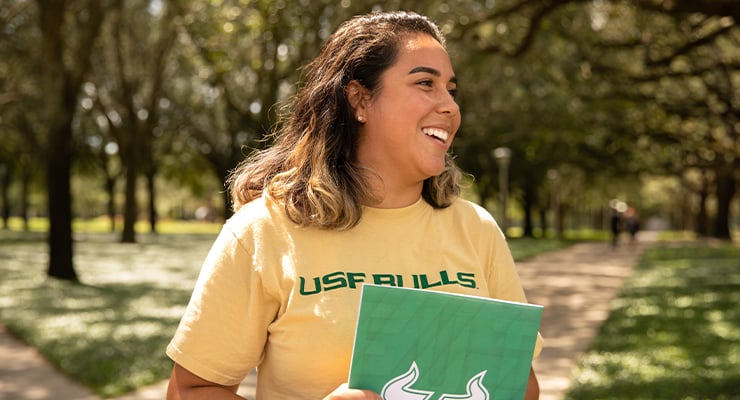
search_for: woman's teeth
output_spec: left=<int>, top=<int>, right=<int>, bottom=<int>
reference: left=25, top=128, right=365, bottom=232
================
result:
left=422, top=128, right=449, bottom=142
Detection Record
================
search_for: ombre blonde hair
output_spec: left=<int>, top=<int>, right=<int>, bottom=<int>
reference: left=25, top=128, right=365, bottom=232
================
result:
left=227, top=11, right=464, bottom=230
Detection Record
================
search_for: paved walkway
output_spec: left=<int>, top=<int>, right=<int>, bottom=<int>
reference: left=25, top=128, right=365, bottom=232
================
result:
left=523, top=234, right=653, bottom=400
left=0, top=233, right=655, bottom=399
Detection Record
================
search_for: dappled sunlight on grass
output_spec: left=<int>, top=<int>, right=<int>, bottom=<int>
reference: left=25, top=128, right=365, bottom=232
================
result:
left=565, top=245, right=740, bottom=400
left=0, top=230, right=216, bottom=397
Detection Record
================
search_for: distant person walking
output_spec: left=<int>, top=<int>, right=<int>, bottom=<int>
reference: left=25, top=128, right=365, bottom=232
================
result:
left=624, top=206, right=640, bottom=245
left=610, top=207, right=622, bottom=248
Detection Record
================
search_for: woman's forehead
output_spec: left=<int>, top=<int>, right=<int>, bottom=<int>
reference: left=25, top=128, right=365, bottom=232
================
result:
left=393, top=34, right=454, bottom=75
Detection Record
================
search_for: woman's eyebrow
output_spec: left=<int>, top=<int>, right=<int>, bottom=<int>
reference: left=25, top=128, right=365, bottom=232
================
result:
left=408, top=66, right=457, bottom=83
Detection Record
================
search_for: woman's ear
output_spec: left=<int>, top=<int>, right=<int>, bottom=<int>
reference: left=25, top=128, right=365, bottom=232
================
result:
left=345, top=80, right=368, bottom=120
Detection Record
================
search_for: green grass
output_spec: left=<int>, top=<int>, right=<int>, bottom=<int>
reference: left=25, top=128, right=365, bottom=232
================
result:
left=0, top=226, right=218, bottom=397
left=0, top=223, right=574, bottom=397
left=508, top=237, right=572, bottom=260
left=4, top=216, right=223, bottom=235
left=564, top=244, right=740, bottom=400
left=507, top=228, right=610, bottom=261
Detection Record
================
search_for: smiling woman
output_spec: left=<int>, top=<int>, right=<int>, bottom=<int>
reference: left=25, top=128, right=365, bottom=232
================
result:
left=228, top=11, right=466, bottom=231
left=165, top=11, right=542, bottom=400
left=349, top=33, right=461, bottom=208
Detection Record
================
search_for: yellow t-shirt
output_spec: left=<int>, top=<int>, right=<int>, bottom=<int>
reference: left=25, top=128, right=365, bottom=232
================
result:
left=166, top=195, right=541, bottom=399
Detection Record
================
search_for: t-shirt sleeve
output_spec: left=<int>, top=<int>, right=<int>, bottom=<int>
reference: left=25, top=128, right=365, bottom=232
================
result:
left=166, top=223, right=279, bottom=386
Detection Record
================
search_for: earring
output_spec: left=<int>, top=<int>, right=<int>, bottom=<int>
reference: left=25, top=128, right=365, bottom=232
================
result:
left=357, top=114, right=365, bottom=123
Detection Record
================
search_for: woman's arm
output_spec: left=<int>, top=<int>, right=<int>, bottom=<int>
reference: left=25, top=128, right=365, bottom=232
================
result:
left=167, top=363, right=242, bottom=400
left=525, top=367, right=540, bottom=400
left=323, top=384, right=382, bottom=400
left=168, top=363, right=380, bottom=400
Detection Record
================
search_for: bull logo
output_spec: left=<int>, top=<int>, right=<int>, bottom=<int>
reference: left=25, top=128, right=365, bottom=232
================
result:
left=381, top=361, right=490, bottom=400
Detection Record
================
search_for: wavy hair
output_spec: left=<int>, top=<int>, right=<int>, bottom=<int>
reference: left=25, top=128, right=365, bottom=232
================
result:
left=227, top=11, right=464, bottom=230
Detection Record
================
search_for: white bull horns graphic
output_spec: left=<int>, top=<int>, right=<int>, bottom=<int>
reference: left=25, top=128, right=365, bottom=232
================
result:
left=381, top=362, right=490, bottom=400
left=438, top=371, right=489, bottom=400
left=381, top=362, right=434, bottom=400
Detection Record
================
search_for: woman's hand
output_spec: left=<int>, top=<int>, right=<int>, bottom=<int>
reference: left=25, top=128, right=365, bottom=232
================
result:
left=323, top=383, right=382, bottom=400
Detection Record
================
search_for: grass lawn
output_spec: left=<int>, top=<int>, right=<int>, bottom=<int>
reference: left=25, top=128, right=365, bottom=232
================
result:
left=0, top=222, right=571, bottom=397
left=508, top=236, right=576, bottom=260
left=564, top=244, right=740, bottom=400
left=0, top=225, right=219, bottom=397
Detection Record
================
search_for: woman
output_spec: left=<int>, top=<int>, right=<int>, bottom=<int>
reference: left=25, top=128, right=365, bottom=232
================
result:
left=166, top=10, right=541, bottom=400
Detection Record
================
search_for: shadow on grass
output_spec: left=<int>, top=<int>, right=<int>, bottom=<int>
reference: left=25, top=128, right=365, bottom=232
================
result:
left=567, top=373, right=739, bottom=400
left=9, top=280, right=183, bottom=396
left=565, top=245, right=740, bottom=400
left=0, top=231, right=216, bottom=397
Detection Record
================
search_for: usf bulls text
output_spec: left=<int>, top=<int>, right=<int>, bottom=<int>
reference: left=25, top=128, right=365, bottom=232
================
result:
left=299, top=270, right=478, bottom=295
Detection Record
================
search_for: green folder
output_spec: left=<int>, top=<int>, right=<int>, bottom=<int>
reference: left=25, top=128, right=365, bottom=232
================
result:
left=348, top=284, right=542, bottom=400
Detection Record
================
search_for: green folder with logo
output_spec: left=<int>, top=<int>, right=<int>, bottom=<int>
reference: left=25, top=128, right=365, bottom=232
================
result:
left=348, top=284, right=542, bottom=400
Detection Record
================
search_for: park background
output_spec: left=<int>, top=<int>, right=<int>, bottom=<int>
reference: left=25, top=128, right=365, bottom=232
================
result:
left=1, top=0, right=738, bottom=399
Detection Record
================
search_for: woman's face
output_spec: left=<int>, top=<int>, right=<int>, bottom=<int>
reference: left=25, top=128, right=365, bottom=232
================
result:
left=355, top=33, right=461, bottom=193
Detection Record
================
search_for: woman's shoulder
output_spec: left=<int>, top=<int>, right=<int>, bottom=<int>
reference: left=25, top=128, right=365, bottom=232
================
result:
left=229, top=195, right=269, bottom=219
left=446, top=197, right=497, bottom=223
left=225, top=195, right=290, bottom=232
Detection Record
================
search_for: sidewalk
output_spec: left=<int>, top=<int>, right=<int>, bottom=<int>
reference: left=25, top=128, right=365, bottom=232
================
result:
left=523, top=233, right=655, bottom=400
left=0, top=233, right=655, bottom=400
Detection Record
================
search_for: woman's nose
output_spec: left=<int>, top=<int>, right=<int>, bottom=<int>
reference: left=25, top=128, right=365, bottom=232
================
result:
left=438, top=92, right=460, bottom=116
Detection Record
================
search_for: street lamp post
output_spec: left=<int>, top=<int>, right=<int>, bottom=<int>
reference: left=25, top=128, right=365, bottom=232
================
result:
left=493, top=147, right=511, bottom=236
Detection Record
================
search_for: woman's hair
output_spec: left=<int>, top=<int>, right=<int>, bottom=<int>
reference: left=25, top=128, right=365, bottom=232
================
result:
left=227, top=10, right=464, bottom=230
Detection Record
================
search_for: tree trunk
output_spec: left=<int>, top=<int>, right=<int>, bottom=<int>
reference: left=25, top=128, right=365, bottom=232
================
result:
left=39, top=1, right=77, bottom=282
left=21, top=167, right=31, bottom=231
left=538, top=207, right=547, bottom=237
left=222, top=178, right=233, bottom=220
left=713, top=165, right=735, bottom=240
left=46, top=119, right=78, bottom=281
left=218, top=165, right=234, bottom=220
left=695, top=170, right=709, bottom=237
left=105, top=176, right=116, bottom=233
left=522, top=185, right=535, bottom=238
left=147, top=171, right=157, bottom=234
left=121, top=159, right=138, bottom=243
left=39, top=0, right=105, bottom=281
left=556, top=203, right=565, bottom=237
left=1, top=165, right=10, bottom=229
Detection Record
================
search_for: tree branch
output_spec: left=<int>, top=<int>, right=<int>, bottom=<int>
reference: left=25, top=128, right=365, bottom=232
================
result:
left=646, top=19, right=736, bottom=66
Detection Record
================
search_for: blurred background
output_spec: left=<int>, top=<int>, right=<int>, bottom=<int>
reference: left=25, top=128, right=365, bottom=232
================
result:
left=1, top=0, right=738, bottom=279
left=1, top=2, right=738, bottom=398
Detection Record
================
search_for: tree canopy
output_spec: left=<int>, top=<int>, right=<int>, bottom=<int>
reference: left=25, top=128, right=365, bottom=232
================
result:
left=0, top=0, right=737, bottom=280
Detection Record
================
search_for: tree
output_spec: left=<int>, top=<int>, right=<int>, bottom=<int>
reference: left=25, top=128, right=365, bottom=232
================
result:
left=98, top=0, right=179, bottom=242
left=37, top=0, right=107, bottom=280
left=447, top=0, right=738, bottom=238
left=166, top=0, right=374, bottom=217
left=564, top=3, right=739, bottom=238
left=0, top=0, right=44, bottom=231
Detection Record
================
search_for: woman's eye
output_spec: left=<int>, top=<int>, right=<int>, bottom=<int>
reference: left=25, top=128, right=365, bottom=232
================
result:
left=416, top=79, right=457, bottom=98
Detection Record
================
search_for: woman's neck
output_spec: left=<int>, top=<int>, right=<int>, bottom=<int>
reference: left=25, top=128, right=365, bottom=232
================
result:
left=368, top=180, right=424, bottom=209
